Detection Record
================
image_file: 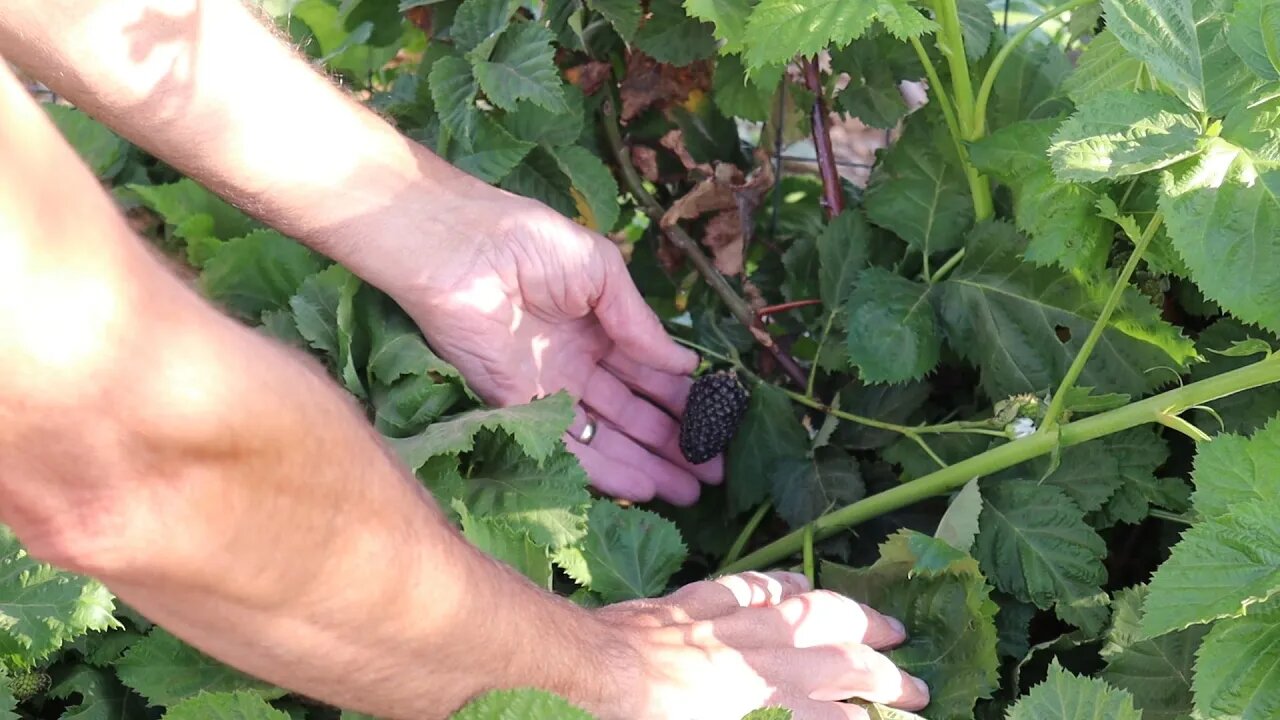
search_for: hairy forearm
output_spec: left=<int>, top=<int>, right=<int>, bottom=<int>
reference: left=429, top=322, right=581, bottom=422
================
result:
left=0, top=0, right=482, bottom=294
left=0, top=62, right=622, bottom=719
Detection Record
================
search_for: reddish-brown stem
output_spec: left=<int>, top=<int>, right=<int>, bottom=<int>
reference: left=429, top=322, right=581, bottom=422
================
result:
left=757, top=299, right=822, bottom=318
left=803, top=58, right=845, bottom=221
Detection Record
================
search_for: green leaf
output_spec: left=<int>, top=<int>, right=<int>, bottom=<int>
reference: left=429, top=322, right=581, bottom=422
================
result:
left=1161, top=139, right=1280, bottom=335
left=117, top=629, right=284, bottom=706
left=1007, top=660, right=1143, bottom=720
left=935, top=478, right=983, bottom=552
left=685, top=0, right=753, bottom=52
left=1227, top=0, right=1280, bottom=81
left=289, top=264, right=345, bottom=360
left=713, top=54, right=778, bottom=122
left=817, top=210, right=873, bottom=311
left=549, top=145, right=621, bottom=232
left=1049, top=91, right=1205, bottom=182
left=726, top=384, right=811, bottom=514
left=865, top=116, right=973, bottom=255
left=1062, top=31, right=1147, bottom=106
left=743, top=0, right=878, bottom=69
left=429, top=55, right=480, bottom=146
left=48, top=665, right=147, bottom=720
left=44, top=105, right=127, bottom=179
left=1223, top=96, right=1280, bottom=170
left=1187, top=319, right=1280, bottom=434
left=954, top=0, right=994, bottom=61
left=1141, top=500, right=1280, bottom=638
left=590, top=0, right=642, bottom=39
left=1101, top=585, right=1203, bottom=720
left=0, top=673, right=16, bottom=720
left=968, top=118, right=1062, bottom=182
left=770, top=448, right=866, bottom=528
left=475, top=22, right=566, bottom=112
left=389, top=392, right=575, bottom=468
left=975, top=479, right=1110, bottom=633
left=503, top=85, right=585, bottom=147
left=740, top=710, right=792, bottom=720
left=457, top=503, right=553, bottom=588
left=366, top=305, right=460, bottom=386
left=553, top=501, right=687, bottom=603
left=845, top=268, right=940, bottom=383
left=938, top=221, right=1196, bottom=400
left=635, top=0, right=718, bottom=66
left=201, top=230, right=323, bottom=321
left=1191, top=598, right=1280, bottom=720
left=458, top=441, right=592, bottom=550
left=831, top=37, right=914, bottom=129
left=1189, top=415, right=1280, bottom=519
left=987, top=40, right=1072, bottom=131
left=451, top=688, right=596, bottom=719
left=452, top=0, right=517, bottom=55
left=129, top=179, right=257, bottom=245
left=449, top=117, right=536, bottom=183
left=1033, top=428, right=1168, bottom=516
left=0, top=529, right=117, bottom=667
left=821, top=531, right=1000, bottom=720
left=873, top=0, right=937, bottom=39
left=501, top=147, right=578, bottom=218
left=161, top=691, right=292, bottom=720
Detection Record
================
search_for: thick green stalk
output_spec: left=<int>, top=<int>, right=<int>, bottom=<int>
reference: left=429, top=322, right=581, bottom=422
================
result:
left=717, top=356, right=1280, bottom=574
left=720, top=501, right=773, bottom=570
left=1040, top=213, right=1164, bottom=431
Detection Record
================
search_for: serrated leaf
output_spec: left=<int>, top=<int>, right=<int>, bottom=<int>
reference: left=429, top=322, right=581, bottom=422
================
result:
left=452, top=0, right=517, bottom=55
left=975, top=479, right=1110, bottom=633
left=502, top=85, right=585, bottom=147
left=873, top=0, right=936, bottom=39
left=1191, top=598, right=1280, bottom=720
left=1141, top=500, right=1280, bottom=638
left=366, top=304, right=460, bottom=386
left=388, top=392, right=575, bottom=468
left=289, top=264, right=345, bottom=360
left=554, top=501, right=687, bottom=602
left=1007, top=660, right=1143, bottom=720
left=713, top=54, right=777, bottom=122
left=201, top=230, right=324, bottom=321
left=1223, top=96, right=1280, bottom=170
left=954, top=0, right=994, bottom=60
left=685, top=0, right=752, bottom=52
left=457, top=441, right=591, bottom=550
left=817, top=210, right=873, bottom=311
left=770, top=448, right=866, bottom=528
left=635, top=0, right=718, bottom=66
left=1227, top=0, right=1280, bottom=81
left=117, top=630, right=284, bottom=706
left=726, top=384, right=811, bottom=514
left=549, top=145, right=620, bottom=232
left=1050, top=91, right=1205, bottom=182
left=0, top=529, right=118, bottom=667
left=987, top=40, right=1072, bottom=131
left=161, top=691, right=291, bottom=720
left=429, top=55, right=480, bottom=146
left=1187, top=319, right=1280, bottom=434
left=743, top=0, right=879, bottom=69
left=0, top=672, right=16, bottom=720
left=865, top=116, right=973, bottom=255
left=475, top=23, right=566, bottom=112
left=501, top=146, right=578, bottom=218
left=831, top=37, right=913, bottom=129
left=457, top=503, right=553, bottom=587
left=128, top=179, right=257, bottom=246
left=1161, top=139, right=1280, bottom=335
left=968, top=118, right=1062, bottom=183
left=49, top=665, right=147, bottom=720
left=45, top=105, right=127, bottom=178
left=845, top=268, right=940, bottom=383
left=822, top=531, right=1000, bottom=720
left=935, top=478, right=983, bottom=551
left=590, top=0, right=642, bottom=39
left=1062, top=31, right=1148, bottom=105
left=1013, top=428, right=1168, bottom=516
left=1101, top=585, right=1203, bottom=720
left=740, top=710, right=792, bottom=720
left=449, top=117, right=536, bottom=183
left=1189, top=415, right=1280, bottom=519
left=452, top=688, right=596, bottom=719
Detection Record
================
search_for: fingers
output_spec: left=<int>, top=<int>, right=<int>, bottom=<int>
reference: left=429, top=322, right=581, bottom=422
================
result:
left=592, top=240, right=699, bottom=375
left=659, top=572, right=812, bottom=620
left=567, top=410, right=701, bottom=505
left=759, top=644, right=930, bottom=710
left=601, top=348, right=695, bottom=415
left=703, top=590, right=908, bottom=650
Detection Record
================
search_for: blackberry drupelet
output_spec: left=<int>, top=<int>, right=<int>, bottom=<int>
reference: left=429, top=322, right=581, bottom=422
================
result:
left=9, top=672, right=50, bottom=702
left=679, top=371, right=749, bottom=463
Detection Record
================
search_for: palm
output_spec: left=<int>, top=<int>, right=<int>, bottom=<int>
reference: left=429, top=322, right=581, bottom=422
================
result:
left=400, top=199, right=722, bottom=505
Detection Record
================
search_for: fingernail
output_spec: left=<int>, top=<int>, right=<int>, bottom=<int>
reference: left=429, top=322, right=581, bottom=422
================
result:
left=887, top=616, right=907, bottom=637
left=911, top=676, right=930, bottom=697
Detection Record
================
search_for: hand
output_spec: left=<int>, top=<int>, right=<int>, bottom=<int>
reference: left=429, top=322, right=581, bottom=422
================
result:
left=595, top=571, right=931, bottom=720
left=394, top=184, right=723, bottom=505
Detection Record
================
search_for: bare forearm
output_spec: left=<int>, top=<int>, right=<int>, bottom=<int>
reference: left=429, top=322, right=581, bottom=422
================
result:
left=0, top=0, right=481, bottom=293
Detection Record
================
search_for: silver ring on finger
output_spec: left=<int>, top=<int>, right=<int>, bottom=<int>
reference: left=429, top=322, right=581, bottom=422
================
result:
left=577, top=416, right=599, bottom=445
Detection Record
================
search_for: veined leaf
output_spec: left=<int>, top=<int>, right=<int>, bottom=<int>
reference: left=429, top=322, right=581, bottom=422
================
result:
left=741, top=710, right=793, bottom=720
left=452, top=0, right=517, bottom=55
left=429, top=55, right=480, bottom=146
left=1189, top=415, right=1280, bottom=519
left=161, top=691, right=291, bottom=720
left=987, top=39, right=1072, bottom=131
left=831, top=35, right=914, bottom=129
left=935, top=478, right=983, bottom=552
left=685, top=0, right=753, bottom=52
left=712, top=54, right=778, bottom=122
left=1062, top=31, right=1147, bottom=105
left=769, top=448, right=866, bottom=528
left=1102, top=585, right=1204, bottom=720
left=635, top=0, right=718, bottom=66
left=975, top=479, right=1110, bottom=633
left=864, top=116, right=974, bottom=256
left=0, top=528, right=118, bottom=667
left=937, top=221, right=1195, bottom=400
left=1191, top=597, right=1280, bottom=720
left=822, top=531, right=1000, bottom=720
left=503, top=85, right=585, bottom=148
left=589, top=0, right=642, bottom=40
left=1141, top=500, right=1280, bottom=638
left=1161, top=138, right=1280, bottom=335
left=449, top=117, right=536, bottom=183
left=457, top=441, right=592, bottom=550
left=1187, top=319, right=1280, bottom=434
left=44, top=105, right=127, bottom=179
left=1222, top=96, right=1280, bottom=170
left=954, top=0, right=994, bottom=60
left=968, top=118, right=1062, bottom=183
left=457, top=503, right=554, bottom=588
left=726, top=384, right=810, bottom=514
left=290, top=264, right=346, bottom=361
left=0, top=673, right=14, bottom=720
left=742, top=0, right=879, bottom=69
left=549, top=145, right=621, bottom=232
left=845, top=268, right=941, bottom=383
left=554, top=500, right=687, bottom=603
left=1017, top=167, right=1111, bottom=272
left=817, top=211, right=873, bottom=311
left=1049, top=90, right=1206, bottom=182
left=452, top=689, right=596, bottom=719
left=129, top=178, right=258, bottom=248
left=873, top=0, right=937, bottom=40
left=116, top=629, right=285, bottom=706
left=1227, top=0, right=1280, bottom=81
left=474, top=22, right=566, bottom=112
left=388, top=392, right=575, bottom=468
left=1007, top=660, right=1143, bottom=720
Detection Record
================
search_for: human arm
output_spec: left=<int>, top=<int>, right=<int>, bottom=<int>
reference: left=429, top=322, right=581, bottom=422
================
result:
left=0, top=59, right=929, bottom=719
left=0, top=0, right=719, bottom=505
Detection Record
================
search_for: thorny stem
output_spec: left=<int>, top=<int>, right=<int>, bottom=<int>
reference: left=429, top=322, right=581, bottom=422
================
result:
left=802, top=58, right=845, bottom=220
left=718, top=356, right=1280, bottom=574
left=1041, top=212, right=1164, bottom=431
left=720, top=501, right=773, bottom=570
left=601, top=98, right=808, bottom=387
left=784, top=388, right=1009, bottom=438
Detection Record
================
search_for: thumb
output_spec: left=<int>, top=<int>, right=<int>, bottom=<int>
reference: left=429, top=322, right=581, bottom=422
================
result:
left=593, top=242, right=698, bottom=375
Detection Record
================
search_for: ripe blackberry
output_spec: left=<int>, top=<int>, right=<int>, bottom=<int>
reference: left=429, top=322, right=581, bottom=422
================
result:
left=8, top=671, right=50, bottom=702
left=679, top=371, right=749, bottom=463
